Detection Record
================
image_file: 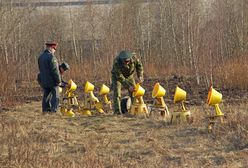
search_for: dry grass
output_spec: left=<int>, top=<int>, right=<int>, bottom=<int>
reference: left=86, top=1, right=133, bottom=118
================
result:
left=0, top=56, right=248, bottom=167
left=2, top=55, right=248, bottom=108
left=0, top=101, right=247, bottom=168
left=215, top=57, right=248, bottom=89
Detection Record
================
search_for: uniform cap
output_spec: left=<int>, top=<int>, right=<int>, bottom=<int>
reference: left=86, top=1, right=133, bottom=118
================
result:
left=60, top=62, right=70, bottom=71
left=45, top=41, right=58, bottom=50
left=118, top=50, right=133, bottom=60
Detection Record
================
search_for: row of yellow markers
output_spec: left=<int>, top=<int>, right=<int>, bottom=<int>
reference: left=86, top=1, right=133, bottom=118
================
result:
left=59, top=80, right=225, bottom=132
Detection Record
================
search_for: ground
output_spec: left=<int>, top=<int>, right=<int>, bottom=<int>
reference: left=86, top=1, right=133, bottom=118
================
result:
left=0, top=100, right=248, bottom=168
left=0, top=76, right=248, bottom=167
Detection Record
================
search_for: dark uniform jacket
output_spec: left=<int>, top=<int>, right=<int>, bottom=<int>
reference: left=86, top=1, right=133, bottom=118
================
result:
left=38, top=49, right=61, bottom=88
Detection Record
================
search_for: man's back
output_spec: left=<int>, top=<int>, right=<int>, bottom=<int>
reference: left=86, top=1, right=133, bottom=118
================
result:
left=38, top=49, right=60, bottom=88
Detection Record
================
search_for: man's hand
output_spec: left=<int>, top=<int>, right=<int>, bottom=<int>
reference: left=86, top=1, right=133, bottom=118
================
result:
left=137, top=76, right=144, bottom=83
left=129, top=86, right=136, bottom=92
left=60, top=80, right=68, bottom=88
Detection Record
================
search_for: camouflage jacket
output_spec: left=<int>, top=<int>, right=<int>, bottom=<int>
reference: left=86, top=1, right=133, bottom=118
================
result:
left=38, top=49, right=61, bottom=88
left=111, top=54, right=143, bottom=86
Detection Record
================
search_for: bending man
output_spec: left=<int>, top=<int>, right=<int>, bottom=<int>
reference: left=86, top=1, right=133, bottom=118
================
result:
left=111, top=50, right=144, bottom=115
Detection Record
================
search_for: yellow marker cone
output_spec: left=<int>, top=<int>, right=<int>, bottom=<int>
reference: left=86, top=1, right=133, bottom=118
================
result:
left=100, top=84, right=110, bottom=95
left=130, top=84, right=148, bottom=116
left=85, top=81, right=95, bottom=93
left=152, top=83, right=166, bottom=98
left=207, top=86, right=224, bottom=116
left=68, top=79, right=77, bottom=92
left=174, top=86, right=186, bottom=103
left=207, top=86, right=222, bottom=105
left=133, top=84, right=145, bottom=97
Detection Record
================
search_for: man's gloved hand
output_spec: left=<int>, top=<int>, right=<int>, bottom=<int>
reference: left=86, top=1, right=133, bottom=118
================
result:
left=60, top=80, right=68, bottom=88
left=137, top=76, right=144, bottom=83
left=129, top=86, right=136, bottom=92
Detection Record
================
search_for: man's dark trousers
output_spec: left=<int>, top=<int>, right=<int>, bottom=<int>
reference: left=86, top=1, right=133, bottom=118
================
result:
left=42, top=86, right=59, bottom=112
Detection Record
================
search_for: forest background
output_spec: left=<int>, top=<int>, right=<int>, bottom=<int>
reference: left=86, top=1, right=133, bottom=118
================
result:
left=1, top=0, right=248, bottom=105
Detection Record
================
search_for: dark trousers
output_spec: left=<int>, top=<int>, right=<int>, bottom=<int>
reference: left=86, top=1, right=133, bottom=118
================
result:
left=42, top=86, right=60, bottom=112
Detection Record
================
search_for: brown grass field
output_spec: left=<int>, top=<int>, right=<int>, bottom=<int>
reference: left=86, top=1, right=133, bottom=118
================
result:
left=0, top=76, right=248, bottom=168
left=0, top=100, right=248, bottom=168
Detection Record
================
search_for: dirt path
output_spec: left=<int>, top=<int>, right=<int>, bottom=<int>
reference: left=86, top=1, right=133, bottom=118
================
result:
left=0, top=101, right=248, bottom=168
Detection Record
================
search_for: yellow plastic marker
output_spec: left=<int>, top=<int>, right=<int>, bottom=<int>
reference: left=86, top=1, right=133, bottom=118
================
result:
left=171, top=86, right=191, bottom=124
left=130, top=84, right=148, bottom=116
left=207, top=86, right=224, bottom=116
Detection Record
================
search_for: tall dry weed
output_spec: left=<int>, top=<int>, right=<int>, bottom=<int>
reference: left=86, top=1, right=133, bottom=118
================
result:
left=215, top=57, right=248, bottom=89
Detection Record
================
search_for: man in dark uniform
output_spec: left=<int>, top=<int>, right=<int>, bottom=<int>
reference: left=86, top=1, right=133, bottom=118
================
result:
left=111, top=50, right=144, bottom=115
left=59, top=62, right=70, bottom=75
left=38, top=42, right=61, bottom=113
left=59, top=62, right=70, bottom=87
